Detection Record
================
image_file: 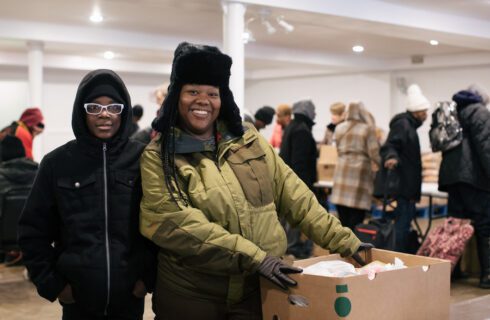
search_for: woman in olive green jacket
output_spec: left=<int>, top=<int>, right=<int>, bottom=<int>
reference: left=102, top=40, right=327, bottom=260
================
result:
left=140, top=42, right=363, bottom=320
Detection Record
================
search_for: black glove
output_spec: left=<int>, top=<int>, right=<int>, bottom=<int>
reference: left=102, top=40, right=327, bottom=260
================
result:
left=257, top=256, right=302, bottom=290
left=352, top=242, right=375, bottom=266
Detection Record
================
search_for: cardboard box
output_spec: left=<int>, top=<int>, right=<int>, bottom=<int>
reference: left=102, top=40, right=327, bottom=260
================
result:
left=261, top=249, right=450, bottom=320
left=317, top=145, right=338, bottom=181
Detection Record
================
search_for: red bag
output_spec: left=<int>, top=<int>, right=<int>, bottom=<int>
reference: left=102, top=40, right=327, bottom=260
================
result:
left=416, top=217, right=474, bottom=271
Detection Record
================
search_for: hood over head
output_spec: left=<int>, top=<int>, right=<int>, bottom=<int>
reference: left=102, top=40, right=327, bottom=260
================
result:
left=346, top=101, right=376, bottom=127
left=467, top=83, right=489, bottom=106
left=72, top=69, right=132, bottom=147
left=452, top=90, right=483, bottom=109
left=19, top=107, right=44, bottom=128
left=292, top=99, right=316, bottom=122
left=152, top=42, right=243, bottom=137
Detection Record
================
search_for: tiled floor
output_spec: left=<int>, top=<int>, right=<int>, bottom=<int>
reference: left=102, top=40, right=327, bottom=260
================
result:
left=0, top=266, right=155, bottom=319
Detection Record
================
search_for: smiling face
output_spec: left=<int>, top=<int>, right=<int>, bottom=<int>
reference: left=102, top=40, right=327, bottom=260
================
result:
left=178, top=84, right=221, bottom=139
left=85, top=96, right=122, bottom=140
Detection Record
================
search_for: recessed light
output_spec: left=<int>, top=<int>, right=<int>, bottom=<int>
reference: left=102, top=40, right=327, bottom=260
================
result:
left=104, top=51, right=115, bottom=60
left=90, top=12, right=103, bottom=23
left=430, top=40, right=439, bottom=46
left=352, top=45, right=364, bottom=53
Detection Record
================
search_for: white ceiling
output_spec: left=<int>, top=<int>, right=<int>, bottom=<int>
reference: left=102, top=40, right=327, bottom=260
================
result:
left=0, top=0, right=489, bottom=79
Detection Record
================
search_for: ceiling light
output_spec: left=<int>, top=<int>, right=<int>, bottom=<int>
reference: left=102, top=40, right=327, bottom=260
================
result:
left=243, top=17, right=256, bottom=44
left=352, top=45, right=364, bottom=53
left=104, top=51, right=115, bottom=59
left=276, top=16, right=294, bottom=33
left=243, top=30, right=255, bottom=44
left=430, top=40, right=439, bottom=46
left=90, top=11, right=103, bottom=23
left=263, top=20, right=276, bottom=35
left=259, top=8, right=276, bottom=35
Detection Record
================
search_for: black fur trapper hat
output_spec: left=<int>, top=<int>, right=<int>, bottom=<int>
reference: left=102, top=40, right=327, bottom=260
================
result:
left=152, top=42, right=243, bottom=136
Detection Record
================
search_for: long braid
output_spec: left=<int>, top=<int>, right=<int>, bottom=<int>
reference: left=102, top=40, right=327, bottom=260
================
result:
left=158, top=90, right=188, bottom=207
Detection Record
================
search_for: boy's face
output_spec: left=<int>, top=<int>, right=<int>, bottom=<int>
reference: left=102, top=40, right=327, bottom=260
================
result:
left=85, top=96, right=122, bottom=140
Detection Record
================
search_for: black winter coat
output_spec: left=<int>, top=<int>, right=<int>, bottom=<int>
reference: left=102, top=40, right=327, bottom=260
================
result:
left=279, top=114, right=317, bottom=189
left=18, top=70, right=156, bottom=317
left=380, top=112, right=423, bottom=201
left=439, top=91, right=490, bottom=192
left=0, top=158, right=38, bottom=216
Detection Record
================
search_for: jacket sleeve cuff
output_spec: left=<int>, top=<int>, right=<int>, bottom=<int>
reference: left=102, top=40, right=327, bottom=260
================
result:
left=37, top=272, right=67, bottom=302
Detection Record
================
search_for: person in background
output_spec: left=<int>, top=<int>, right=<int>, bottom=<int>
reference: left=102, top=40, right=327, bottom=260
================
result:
left=0, top=135, right=38, bottom=265
left=380, top=84, right=429, bottom=253
left=129, top=104, right=144, bottom=136
left=132, top=84, right=168, bottom=145
left=330, top=102, right=380, bottom=230
left=279, top=99, right=318, bottom=259
left=18, top=69, right=156, bottom=319
left=0, top=107, right=45, bottom=160
left=322, top=102, right=346, bottom=145
left=269, top=103, right=292, bottom=149
left=253, top=105, right=275, bottom=130
left=139, top=42, right=368, bottom=320
left=438, top=85, right=490, bottom=289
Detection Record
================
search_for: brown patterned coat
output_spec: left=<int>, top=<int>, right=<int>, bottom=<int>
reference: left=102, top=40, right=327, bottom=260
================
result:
left=330, top=103, right=380, bottom=210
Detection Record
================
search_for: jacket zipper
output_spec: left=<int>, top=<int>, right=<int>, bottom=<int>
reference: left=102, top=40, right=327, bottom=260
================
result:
left=103, top=143, right=111, bottom=315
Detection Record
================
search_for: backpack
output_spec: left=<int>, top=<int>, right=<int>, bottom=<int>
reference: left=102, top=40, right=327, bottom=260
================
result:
left=0, top=122, right=18, bottom=142
left=429, top=101, right=463, bottom=152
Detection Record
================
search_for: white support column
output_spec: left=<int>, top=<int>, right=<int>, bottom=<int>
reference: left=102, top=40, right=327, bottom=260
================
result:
left=222, top=1, right=246, bottom=115
left=27, top=40, right=44, bottom=161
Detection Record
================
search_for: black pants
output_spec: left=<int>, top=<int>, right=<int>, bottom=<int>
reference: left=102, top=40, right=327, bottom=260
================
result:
left=61, top=297, right=144, bottom=320
left=447, top=183, right=490, bottom=237
left=336, top=205, right=366, bottom=231
left=152, top=282, right=262, bottom=320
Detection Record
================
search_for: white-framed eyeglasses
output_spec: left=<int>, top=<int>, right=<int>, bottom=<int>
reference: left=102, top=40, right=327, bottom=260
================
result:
left=83, top=103, right=124, bottom=115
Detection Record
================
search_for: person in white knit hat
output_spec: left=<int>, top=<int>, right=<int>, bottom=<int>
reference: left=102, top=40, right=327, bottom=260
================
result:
left=378, top=83, right=429, bottom=253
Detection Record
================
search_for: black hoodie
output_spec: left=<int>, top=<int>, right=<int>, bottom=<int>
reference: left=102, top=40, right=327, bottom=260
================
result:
left=439, top=90, right=490, bottom=192
left=18, top=69, right=155, bottom=317
left=380, top=111, right=423, bottom=200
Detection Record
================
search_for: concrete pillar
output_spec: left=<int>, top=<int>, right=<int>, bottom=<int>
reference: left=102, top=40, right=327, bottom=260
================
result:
left=222, top=1, right=246, bottom=115
left=27, top=40, right=44, bottom=161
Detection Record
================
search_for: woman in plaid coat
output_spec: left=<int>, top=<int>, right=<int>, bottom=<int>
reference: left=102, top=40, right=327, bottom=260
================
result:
left=330, top=102, right=381, bottom=230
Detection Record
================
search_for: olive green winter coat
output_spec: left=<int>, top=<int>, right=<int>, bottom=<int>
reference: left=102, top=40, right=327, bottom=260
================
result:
left=140, top=123, right=360, bottom=305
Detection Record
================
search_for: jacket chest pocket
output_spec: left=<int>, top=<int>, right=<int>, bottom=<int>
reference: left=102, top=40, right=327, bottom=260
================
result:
left=114, top=172, right=137, bottom=194
left=56, top=174, right=98, bottom=220
left=226, top=140, right=273, bottom=207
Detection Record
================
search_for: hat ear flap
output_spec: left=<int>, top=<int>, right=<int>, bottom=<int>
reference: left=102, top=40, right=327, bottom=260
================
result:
left=152, top=82, right=182, bottom=133
left=218, top=87, right=243, bottom=137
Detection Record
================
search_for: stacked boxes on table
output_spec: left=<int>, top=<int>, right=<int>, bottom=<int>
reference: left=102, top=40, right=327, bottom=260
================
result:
left=317, top=145, right=337, bottom=181
left=421, top=151, right=441, bottom=183
left=418, top=152, right=447, bottom=217
left=261, top=249, right=451, bottom=320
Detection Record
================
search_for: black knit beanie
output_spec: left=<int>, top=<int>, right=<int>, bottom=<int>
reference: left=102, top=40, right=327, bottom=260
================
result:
left=254, top=106, right=275, bottom=125
left=84, top=83, right=124, bottom=104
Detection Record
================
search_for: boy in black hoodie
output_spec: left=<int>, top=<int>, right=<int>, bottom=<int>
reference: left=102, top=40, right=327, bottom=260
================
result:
left=18, top=69, right=156, bottom=319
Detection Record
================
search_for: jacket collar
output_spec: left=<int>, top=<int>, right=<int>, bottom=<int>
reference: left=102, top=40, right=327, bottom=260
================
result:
left=173, top=120, right=243, bottom=154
